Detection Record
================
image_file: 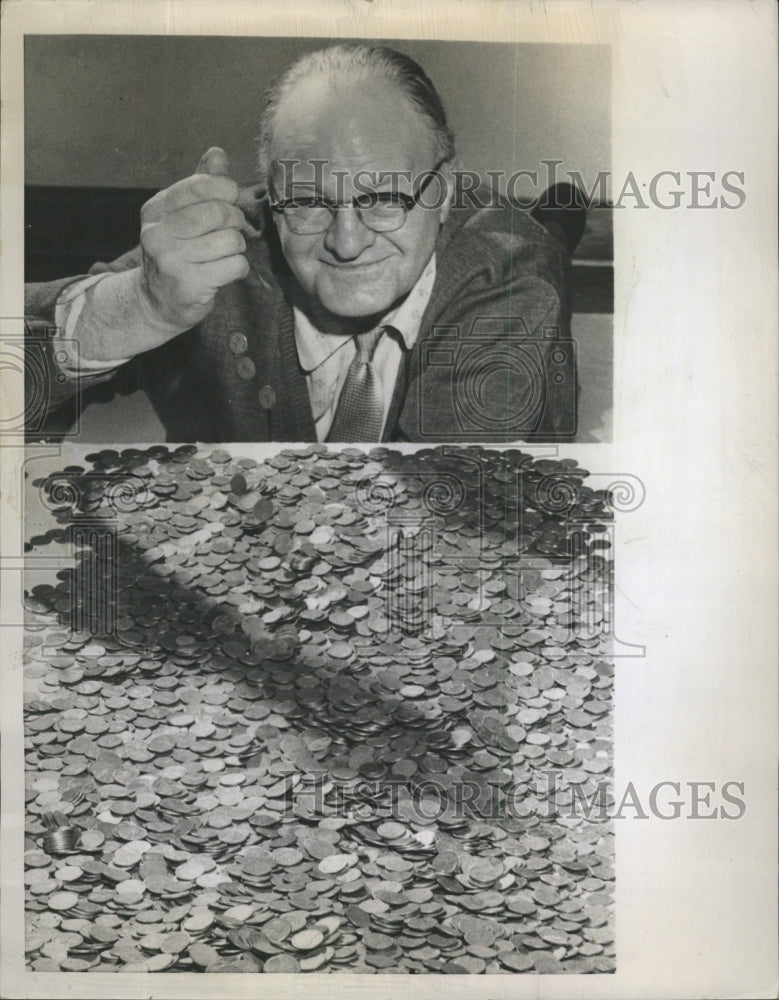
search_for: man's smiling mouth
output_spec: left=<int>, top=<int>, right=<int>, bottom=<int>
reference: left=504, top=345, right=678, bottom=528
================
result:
left=322, top=257, right=392, bottom=270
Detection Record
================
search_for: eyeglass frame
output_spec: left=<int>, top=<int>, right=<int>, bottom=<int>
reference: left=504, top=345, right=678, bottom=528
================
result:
left=268, top=157, right=450, bottom=234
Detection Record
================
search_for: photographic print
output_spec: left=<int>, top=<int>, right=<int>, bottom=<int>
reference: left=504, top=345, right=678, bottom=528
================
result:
left=1, top=2, right=776, bottom=999
left=17, top=28, right=616, bottom=978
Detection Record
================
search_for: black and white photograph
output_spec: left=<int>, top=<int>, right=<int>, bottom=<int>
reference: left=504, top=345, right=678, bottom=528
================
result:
left=1, top=2, right=776, bottom=999
left=23, top=34, right=612, bottom=445
left=18, top=29, right=616, bottom=977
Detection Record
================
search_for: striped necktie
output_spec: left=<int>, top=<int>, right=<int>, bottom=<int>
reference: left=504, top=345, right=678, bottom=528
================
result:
left=326, top=327, right=385, bottom=442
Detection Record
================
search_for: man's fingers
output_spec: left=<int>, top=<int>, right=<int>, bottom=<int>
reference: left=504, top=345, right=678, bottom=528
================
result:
left=142, top=173, right=240, bottom=219
left=180, top=229, right=247, bottom=264
left=196, top=146, right=230, bottom=177
left=193, top=255, right=251, bottom=290
left=137, top=149, right=250, bottom=329
left=160, top=199, right=247, bottom=238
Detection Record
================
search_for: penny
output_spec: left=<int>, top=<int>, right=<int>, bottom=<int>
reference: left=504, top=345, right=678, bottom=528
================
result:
left=253, top=498, right=275, bottom=523
left=263, top=917, right=292, bottom=944
left=317, top=854, right=355, bottom=875
left=299, top=949, right=331, bottom=971
left=376, top=821, right=408, bottom=840
left=499, top=952, right=535, bottom=971
left=290, top=928, right=325, bottom=951
left=55, top=865, right=83, bottom=882
left=189, top=943, right=220, bottom=968
left=47, top=891, right=78, bottom=911
left=362, top=931, right=396, bottom=952
left=263, top=953, right=300, bottom=972
left=273, top=848, right=304, bottom=867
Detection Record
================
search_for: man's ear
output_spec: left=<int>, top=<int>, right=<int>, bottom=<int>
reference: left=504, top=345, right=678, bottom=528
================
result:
left=437, top=159, right=457, bottom=225
left=236, top=183, right=267, bottom=236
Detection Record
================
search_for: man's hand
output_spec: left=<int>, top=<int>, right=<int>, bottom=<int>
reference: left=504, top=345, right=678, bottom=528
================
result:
left=139, top=147, right=250, bottom=330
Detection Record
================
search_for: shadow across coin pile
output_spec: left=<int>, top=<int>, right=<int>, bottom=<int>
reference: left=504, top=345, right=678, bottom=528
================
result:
left=24, top=444, right=615, bottom=974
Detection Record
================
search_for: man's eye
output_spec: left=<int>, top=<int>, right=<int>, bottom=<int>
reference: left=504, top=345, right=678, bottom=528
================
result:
left=355, top=193, right=405, bottom=210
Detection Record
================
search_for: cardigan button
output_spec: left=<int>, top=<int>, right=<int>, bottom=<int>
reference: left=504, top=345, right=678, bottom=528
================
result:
left=258, top=385, right=276, bottom=409
left=235, top=356, right=256, bottom=380
left=228, top=331, right=249, bottom=354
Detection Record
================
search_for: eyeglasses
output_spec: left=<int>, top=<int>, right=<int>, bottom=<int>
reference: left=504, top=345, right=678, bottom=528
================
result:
left=269, top=159, right=448, bottom=235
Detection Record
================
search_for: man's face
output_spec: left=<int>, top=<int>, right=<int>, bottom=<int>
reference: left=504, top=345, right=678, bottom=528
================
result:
left=268, top=77, right=451, bottom=323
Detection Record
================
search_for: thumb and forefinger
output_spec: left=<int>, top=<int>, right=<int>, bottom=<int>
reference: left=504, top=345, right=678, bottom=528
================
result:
left=145, top=147, right=238, bottom=218
left=196, top=146, right=261, bottom=236
left=190, top=145, right=238, bottom=206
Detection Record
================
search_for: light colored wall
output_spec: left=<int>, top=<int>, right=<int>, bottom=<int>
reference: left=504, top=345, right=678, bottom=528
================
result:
left=25, top=36, right=610, bottom=194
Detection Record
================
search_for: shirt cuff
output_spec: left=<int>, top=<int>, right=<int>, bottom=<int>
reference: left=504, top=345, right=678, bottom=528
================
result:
left=54, top=273, right=131, bottom=379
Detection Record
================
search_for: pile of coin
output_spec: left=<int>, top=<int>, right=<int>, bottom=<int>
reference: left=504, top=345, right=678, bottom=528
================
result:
left=23, top=444, right=614, bottom=974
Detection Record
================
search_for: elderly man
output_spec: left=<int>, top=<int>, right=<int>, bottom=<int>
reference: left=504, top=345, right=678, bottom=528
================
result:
left=25, top=42, right=577, bottom=442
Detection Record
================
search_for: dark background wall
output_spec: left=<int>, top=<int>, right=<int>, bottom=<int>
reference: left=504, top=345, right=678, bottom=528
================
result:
left=25, top=36, right=610, bottom=193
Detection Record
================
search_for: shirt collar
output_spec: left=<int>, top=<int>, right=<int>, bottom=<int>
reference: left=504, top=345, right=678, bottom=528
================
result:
left=294, top=254, right=437, bottom=373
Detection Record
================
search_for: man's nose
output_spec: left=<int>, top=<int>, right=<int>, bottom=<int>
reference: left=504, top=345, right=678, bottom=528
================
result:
left=323, top=204, right=377, bottom=259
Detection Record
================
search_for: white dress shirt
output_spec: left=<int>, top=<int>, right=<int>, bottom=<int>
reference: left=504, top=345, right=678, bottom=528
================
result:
left=293, top=254, right=436, bottom=440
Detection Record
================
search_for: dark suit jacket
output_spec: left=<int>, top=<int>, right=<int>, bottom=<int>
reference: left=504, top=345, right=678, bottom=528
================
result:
left=25, top=195, right=576, bottom=442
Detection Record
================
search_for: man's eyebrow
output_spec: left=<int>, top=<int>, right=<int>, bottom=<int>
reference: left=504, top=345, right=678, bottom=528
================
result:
left=278, top=181, right=326, bottom=200
left=355, top=169, right=414, bottom=188
left=275, top=169, right=417, bottom=201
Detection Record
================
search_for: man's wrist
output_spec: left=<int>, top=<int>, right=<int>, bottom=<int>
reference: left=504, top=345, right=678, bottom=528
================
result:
left=73, top=268, right=186, bottom=363
left=129, top=267, right=189, bottom=339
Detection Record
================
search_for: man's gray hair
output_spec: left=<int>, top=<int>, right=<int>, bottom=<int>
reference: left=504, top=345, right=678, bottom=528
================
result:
left=257, top=42, right=456, bottom=183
